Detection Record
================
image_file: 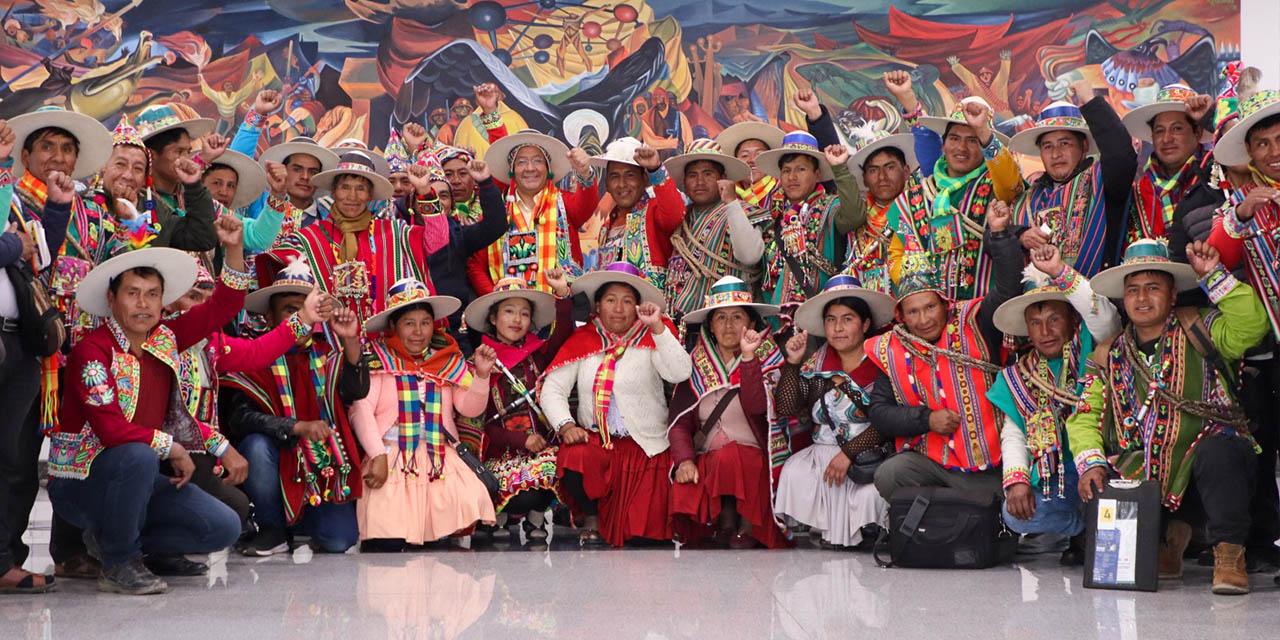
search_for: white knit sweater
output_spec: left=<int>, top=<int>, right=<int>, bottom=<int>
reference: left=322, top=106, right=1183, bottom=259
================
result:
left=540, top=328, right=692, bottom=457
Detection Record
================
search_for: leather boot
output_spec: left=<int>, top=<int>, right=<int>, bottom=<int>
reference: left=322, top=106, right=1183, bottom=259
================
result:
left=1158, top=520, right=1192, bottom=579
left=1212, top=542, right=1250, bottom=595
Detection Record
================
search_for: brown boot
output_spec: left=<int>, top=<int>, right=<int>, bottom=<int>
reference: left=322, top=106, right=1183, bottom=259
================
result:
left=1158, top=520, right=1192, bottom=579
left=1212, top=543, right=1250, bottom=595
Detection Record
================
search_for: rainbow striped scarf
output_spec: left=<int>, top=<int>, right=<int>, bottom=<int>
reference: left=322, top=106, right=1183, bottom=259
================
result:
left=737, top=175, right=777, bottom=207
left=369, top=335, right=472, bottom=478
left=269, top=351, right=354, bottom=505
left=589, top=318, right=651, bottom=450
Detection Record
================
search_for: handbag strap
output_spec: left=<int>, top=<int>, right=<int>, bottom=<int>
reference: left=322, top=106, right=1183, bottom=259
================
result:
left=698, top=388, right=740, bottom=438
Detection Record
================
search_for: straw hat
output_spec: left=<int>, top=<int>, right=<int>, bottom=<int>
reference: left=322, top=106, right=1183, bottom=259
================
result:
left=1214, top=89, right=1280, bottom=167
left=714, top=122, right=784, bottom=158
left=260, top=136, right=341, bottom=172
left=570, top=262, right=665, bottom=309
left=244, top=256, right=318, bottom=314
left=1120, top=84, right=1213, bottom=143
left=754, top=131, right=834, bottom=181
left=663, top=138, right=751, bottom=184
left=76, top=248, right=198, bottom=317
left=206, top=149, right=268, bottom=210
left=484, top=129, right=572, bottom=181
left=918, top=97, right=1012, bottom=146
left=8, top=106, right=113, bottom=180
left=992, top=264, right=1074, bottom=336
left=1008, top=101, right=1098, bottom=156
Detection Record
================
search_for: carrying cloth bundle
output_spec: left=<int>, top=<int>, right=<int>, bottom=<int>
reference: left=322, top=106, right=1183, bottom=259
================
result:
left=874, top=486, right=1016, bottom=569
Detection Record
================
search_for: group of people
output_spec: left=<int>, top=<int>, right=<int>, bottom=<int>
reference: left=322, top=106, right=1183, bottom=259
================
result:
left=1, top=66, right=1278, bottom=600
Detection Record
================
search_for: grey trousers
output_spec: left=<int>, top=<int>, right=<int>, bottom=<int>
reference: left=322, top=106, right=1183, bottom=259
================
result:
left=873, top=451, right=1003, bottom=500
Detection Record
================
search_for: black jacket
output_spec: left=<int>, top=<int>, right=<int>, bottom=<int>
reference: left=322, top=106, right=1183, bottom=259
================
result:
left=423, top=178, right=508, bottom=328
left=220, top=356, right=369, bottom=447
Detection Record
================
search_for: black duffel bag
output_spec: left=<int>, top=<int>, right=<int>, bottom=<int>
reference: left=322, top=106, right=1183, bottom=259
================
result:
left=873, top=486, right=1015, bottom=569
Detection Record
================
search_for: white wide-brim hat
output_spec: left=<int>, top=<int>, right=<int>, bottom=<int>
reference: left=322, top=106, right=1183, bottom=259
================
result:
left=918, top=96, right=1012, bottom=147
left=992, top=289, right=1073, bottom=336
left=462, top=280, right=557, bottom=334
left=1090, top=239, right=1200, bottom=299
left=484, top=130, right=572, bottom=181
left=310, top=150, right=394, bottom=201
left=681, top=275, right=779, bottom=325
left=261, top=136, right=341, bottom=172
left=588, top=136, right=647, bottom=171
left=364, top=277, right=462, bottom=334
left=1120, top=84, right=1214, bottom=143
left=76, top=248, right=199, bottom=318
left=331, top=138, right=391, bottom=176
left=570, top=262, right=666, bottom=310
left=848, top=131, right=918, bottom=189
left=664, top=139, right=752, bottom=185
left=9, top=107, right=113, bottom=180
left=793, top=274, right=896, bottom=336
left=755, top=131, right=834, bottom=181
left=1214, top=90, right=1280, bottom=167
left=714, top=122, right=785, bottom=160
left=207, top=149, right=268, bottom=210
left=1008, top=101, right=1099, bottom=157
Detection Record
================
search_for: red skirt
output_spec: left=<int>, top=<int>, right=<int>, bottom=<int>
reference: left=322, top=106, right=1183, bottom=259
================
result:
left=556, top=432, right=673, bottom=546
left=669, top=441, right=790, bottom=549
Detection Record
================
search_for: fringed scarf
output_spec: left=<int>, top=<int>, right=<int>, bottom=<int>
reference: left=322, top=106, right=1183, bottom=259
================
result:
left=688, top=323, right=783, bottom=396
left=1131, top=151, right=1202, bottom=240
left=736, top=174, right=777, bottom=207
left=368, top=333, right=472, bottom=478
left=489, top=183, right=567, bottom=292
left=930, top=155, right=988, bottom=217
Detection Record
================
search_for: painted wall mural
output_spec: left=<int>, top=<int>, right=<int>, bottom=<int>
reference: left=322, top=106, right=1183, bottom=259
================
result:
left=0, top=0, right=1242, bottom=158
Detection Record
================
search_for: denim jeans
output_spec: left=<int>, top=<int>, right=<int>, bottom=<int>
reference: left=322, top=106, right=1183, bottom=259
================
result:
left=1002, top=468, right=1085, bottom=537
left=47, top=442, right=241, bottom=568
left=238, top=433, right=358, bottom=553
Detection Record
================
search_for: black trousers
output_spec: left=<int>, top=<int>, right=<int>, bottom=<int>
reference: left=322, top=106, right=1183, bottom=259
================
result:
left=1166, top=434, right=1257, bottom=545
left=502, top=488, right=556, bottom=516
left=0, top=332, right=42, bottom=574
left=1241, top=357, right=1280, bottom=556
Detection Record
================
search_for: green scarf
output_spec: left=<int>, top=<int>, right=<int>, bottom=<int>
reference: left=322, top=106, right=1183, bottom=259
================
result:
left=931, top=155, right=987, bottom=217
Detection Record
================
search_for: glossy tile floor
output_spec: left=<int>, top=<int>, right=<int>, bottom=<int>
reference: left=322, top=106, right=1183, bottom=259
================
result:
left=4, top=490, right=1279, bottom=639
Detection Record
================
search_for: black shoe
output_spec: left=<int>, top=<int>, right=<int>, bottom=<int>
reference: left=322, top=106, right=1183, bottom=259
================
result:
left=143, top=553, right=208, bottom=577
left=239, top=528, right=290, bottom=557
left=1246, top=549, right=1280, bottom=574
left=99, top=559, right=167, bottom=595
left=1060, top=534, right=1086, bottom=566
left=471, top=524, right=496, bottom=547
left=360, top=538, right=407, bottom=553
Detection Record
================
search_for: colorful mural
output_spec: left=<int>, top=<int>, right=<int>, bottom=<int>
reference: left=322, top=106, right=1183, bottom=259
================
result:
left=0, top=0, right=1242, bottom=156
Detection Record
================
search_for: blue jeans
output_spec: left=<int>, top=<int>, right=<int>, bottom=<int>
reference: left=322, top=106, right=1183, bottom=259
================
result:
left=1002, top=470, right=1085, bottom=537
left=238, top=433, right=358, bottom=553
left=47, top=443, right=241, bottom=568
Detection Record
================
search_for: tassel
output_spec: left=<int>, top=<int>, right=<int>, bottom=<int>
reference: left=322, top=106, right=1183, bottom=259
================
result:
left=38, top=356, right=59, bottom=436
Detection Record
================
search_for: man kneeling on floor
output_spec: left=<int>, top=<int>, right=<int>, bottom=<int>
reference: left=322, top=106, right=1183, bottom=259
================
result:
left=987, top=244, right=1121, bottom=565
left=46, top=219, right=254, bottom=595
left=1067, top=239, right=1269, bottom=595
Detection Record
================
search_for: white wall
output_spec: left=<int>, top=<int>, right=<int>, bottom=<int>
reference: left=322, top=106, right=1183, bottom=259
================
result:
left=1242, top=0, right=1280, bottom=89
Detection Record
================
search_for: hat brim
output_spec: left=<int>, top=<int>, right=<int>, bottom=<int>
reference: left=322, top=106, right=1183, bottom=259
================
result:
left=663, top=152, right=751, bottom=185
left=992, top=290, right=1072, bottom=336
left=755, top=147, right=834, bottom=181
left=462, top=288, right=557, bottom=334
left=849, top=133, right=918, bottom=188
left=918, top=117, right=1012, bottom=147
left=681, top=301, right=780, bottom=326
left=364, top=295, right=463, bottom=334
left=570, top=269, right=666, bottom=311
left=714, top=122, right=785, bottom=158
left=139, top=117, right=216, bottom=143
left=311, top=167, right=395, bottom=201
left=484, top=132, right=572, bottom=182
left=332, top=145, right=391, bottom=177
left=244, top=283, right=313, bottom=315
left=1008, top=125, right=1099, bottom=157
left=8, top=110, right=113, bottom=181
left=794, top=286, right=896, bottom=336
left=76, top=248, right=199, bottom=317
left=1120, top=102, right=1214, bottom=143
left=207, top=150, right=268, bottom=210
left=1215, top=100, right=1280, bottom=167
left=563, top=108, right=610, bottom=148
left=1090, top=262, right=1200, bottom=299
left=261, top=141, right=341, bottom=172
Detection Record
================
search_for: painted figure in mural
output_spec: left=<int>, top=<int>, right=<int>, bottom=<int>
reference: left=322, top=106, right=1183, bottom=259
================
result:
left=435, top=97, right=474, bottom=147
left=449, top=83, right=530, bottom=160
left=552, top=6, right=601, bottom=77
left=948, top=51, right=1014, bottom=121
left=647, top=88, right=692, bottom=157
left=198, top=69, right=266, bottom=136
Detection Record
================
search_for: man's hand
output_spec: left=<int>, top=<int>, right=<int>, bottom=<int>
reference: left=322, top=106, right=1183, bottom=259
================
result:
left=962, top=100, right=993, bottom=144
left=253, top=89, right=282, bottom=116
left=545, top=266, right=570, bottom=297
left=200, top=133, right=230, bottom=163
left=220, top=445, right=249, bottom=486
left=717, top=178, right=738, bottom=204
left=823, top=451, right=852, bottom=487
left=265, top=161, right=287, bottom=198
left=298, top=287, right=335, bottom=326
left=364, top=453, right=389, bottom=489
left=0, top=119, right=15, bottom=159
left=740, top=329, right=764, bottom=360
left=1030, top=244, right=1066, bottom=279
left=1186, top=240, right=1221, bottom=278
left=1070, top=79, right=1097, bottom=106
left=401, top=122, right=428, bottom=151
left=928, top=409, right=961, bottom=435
left=468, top=158, right=491, bottom=183
left=524, top=433, right=547, bottom=453
left=174, top=157, right=203, bottom=185
left=473, top=344, right=497, bottom=378
left=46, top=170, right=75, bottom=205
left=329, top=306, right=360, bottom=340
left=637, top=301, right=665, bottom=333
left=987, top=199, right=1011, bottom=232
left=293, top=419, right=333, bottom=442
left=883, top=70, right=916, bottom=111
left=1235, top=187, right=1279, bottom=221
left=1184, top=94, right=1215, bottom=123
left=784, top=329, right=808, bottom=365
left=794, top=88, right=822, bottom=121
left=1079, top=466, right=1108, bottom=502
left=474, top=82, right=501, bottom=114
left=1019, top=226, right=1051, bottom=250
left=407, top=163, right=433, bottom=197
left=559, top=423, right=589, bottom=445
left=214, top=213, right=244, bottom=248
left=569, top=147, right=593, bottom=178
left=633, top=145, right=661, bottom=171
left=6, top=223, right=34, bottom=261
left=823, top=144, right=849, bottom=168
left=1005, top=482, right=1036, bottom=521
left=168, top=442, right=195, bottom=489
left=674, top=460, right=699, bottom=484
